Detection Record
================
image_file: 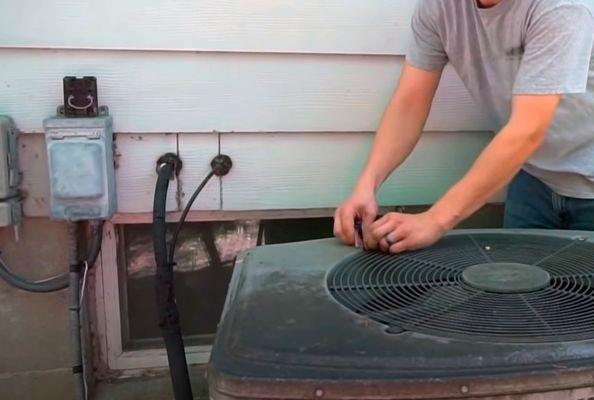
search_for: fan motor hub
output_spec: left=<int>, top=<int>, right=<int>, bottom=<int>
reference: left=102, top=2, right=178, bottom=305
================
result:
left=462, top=263, right=551, bottom=293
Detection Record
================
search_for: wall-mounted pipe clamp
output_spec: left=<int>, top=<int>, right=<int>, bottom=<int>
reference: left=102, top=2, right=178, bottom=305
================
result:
left=211, top=154, right=232, bottom=177
left=156, top=153, right=183, bottom=179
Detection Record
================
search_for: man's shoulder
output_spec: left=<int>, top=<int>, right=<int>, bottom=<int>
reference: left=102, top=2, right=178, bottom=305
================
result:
left=529, top=0, right=594, bottom=17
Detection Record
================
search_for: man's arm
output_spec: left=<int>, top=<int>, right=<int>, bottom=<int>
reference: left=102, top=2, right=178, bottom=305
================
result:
left=431, top=95, right=560, bottom=229
left=334, top=62, right=442, bottom=245
left=367, top=94, right=561, bottom=253
left=357, top=62, right=443, bottom=194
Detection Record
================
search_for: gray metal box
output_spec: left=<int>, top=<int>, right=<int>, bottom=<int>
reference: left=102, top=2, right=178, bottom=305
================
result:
left=0, top=198, right=22, bottom=227
left=0, top=116, right=22, bottom=227
left=0, top=116, right=20, bottom=199
left=43, top=113, right=116, bottom=220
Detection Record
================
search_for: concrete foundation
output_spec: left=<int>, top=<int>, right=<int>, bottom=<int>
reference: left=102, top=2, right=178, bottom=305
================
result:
left=0, top=218, right=74, bottom=400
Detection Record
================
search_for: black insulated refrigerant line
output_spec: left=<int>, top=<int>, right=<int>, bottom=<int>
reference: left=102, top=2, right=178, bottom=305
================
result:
left=152, top=153, right=232, bottom=400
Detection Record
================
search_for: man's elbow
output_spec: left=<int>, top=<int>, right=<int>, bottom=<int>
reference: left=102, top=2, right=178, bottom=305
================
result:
left=525, top=125, right=548, bottom=148
left=507, top=94, right=560, bottom=151
left=501, top=117, right=548, bottom=155
left=505, top=122, right=548, bottom=154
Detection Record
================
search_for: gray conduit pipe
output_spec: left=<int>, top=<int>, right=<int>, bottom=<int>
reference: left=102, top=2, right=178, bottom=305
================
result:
left=68, top=222, right=86, bottom=400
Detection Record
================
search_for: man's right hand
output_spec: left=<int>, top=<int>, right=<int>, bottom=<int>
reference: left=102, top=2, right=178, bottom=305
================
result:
left=333, top=190, right=378, bottom=246
left=333, top=62, right=441, bottom=247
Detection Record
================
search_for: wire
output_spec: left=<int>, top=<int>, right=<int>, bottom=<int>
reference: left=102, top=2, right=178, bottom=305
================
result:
left=0, top=257, right=69, bottom=292
left=153, top=162, right=194, bottom=400
left=83, top=375, right=88, bottom=400
left=77, top=260, right=90, bottom=400
left=168, top=171, right=215, bottom=265
left=153, top=154, right=231, bottom=400
left=67, top=222, right=85, bottom=400
left=0, top=221, right=104, bottom=293
left=79, top=261, right=89, bottom=307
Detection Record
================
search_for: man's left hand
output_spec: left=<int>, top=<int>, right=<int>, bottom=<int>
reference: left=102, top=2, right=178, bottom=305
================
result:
left=364, top=211, right=448, bottom=254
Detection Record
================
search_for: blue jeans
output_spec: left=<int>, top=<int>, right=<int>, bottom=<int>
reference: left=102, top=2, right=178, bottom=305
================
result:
left=504, top=170, right=594, bottom=230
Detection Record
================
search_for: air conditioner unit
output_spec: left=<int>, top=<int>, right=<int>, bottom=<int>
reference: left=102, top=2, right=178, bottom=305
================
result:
left=208, top=229, right=594, bottom=400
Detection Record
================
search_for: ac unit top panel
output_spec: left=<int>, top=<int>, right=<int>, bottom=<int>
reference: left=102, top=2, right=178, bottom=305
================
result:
left=209, top=229, right=594, bottom=399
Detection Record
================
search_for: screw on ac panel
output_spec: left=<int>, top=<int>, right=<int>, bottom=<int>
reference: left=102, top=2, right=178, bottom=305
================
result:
left=156, top=153, right=183, bottom=179
left=211, top=154, right=233, bottom=177
left=314, top=388, right=324, bottom=398
left=460, top=385, right=470, bottom=394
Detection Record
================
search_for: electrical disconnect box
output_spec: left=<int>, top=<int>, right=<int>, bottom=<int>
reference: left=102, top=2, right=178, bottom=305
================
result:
left=0, top=116, right=22, bottom=227
left=43, top=108, right=116, bottom=221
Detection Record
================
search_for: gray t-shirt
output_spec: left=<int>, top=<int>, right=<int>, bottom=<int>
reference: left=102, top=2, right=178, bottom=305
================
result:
left=407, top=0, right=594, bottom=198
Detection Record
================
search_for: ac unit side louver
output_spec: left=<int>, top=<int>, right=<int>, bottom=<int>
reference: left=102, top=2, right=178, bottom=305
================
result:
left=208, top=229, right=594, bottom=400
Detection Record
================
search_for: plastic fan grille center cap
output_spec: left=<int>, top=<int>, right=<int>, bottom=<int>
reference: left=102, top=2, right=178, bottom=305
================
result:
left=462, top=263, right=551, bottom=293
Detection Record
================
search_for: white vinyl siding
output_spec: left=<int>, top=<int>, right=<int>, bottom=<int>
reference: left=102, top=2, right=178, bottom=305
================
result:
left=1, top=1, right=495, bottom=216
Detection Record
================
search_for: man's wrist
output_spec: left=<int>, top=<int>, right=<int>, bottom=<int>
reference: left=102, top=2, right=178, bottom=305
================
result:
left=355, top=173, right=381, bottom=194
left=427, top=202, right=461, bottom=232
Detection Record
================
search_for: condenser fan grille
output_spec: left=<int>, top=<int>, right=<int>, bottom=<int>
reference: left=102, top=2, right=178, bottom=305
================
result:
left=327, top=234, right=594, bottom=343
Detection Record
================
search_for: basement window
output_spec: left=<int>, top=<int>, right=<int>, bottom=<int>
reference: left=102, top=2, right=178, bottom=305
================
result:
left=116, top=218, right=335, bottom=351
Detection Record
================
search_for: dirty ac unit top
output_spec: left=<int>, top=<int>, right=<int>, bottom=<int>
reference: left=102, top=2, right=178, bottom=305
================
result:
left=208, top=230, right=594, bottom=400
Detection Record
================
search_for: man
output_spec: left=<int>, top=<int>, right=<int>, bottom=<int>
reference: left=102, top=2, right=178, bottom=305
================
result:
left=334, top=0, right=594, bottom=253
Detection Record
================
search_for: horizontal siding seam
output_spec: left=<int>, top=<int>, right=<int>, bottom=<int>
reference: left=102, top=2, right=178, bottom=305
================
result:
left=0, top=45, right=404, bottom=57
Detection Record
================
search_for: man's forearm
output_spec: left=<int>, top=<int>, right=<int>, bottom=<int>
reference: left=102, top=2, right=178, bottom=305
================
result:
left=430, top=124, right=545, bottom=229
left=357, top=94, right=433, bottom=193
left=354, top=63, right=443, bottom=195
left=429, top=95, right=560, bottom=230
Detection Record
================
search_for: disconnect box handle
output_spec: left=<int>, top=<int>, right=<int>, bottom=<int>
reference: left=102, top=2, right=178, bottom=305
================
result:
left=67, top=94, right=94, bottom=111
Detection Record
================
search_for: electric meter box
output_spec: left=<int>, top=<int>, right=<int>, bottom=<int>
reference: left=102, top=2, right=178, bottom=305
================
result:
left=43, top=113, right=116, bottom=221
left=0, top=116, right=22, bottom=227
